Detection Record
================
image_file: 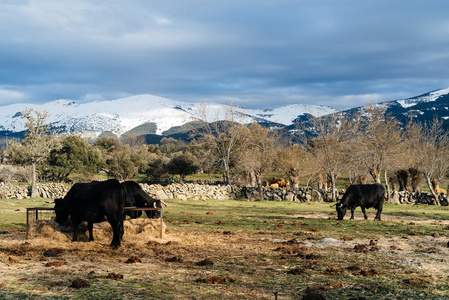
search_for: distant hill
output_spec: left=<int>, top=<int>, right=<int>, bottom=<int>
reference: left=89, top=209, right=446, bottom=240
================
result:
left=2, top=88, right=449, bottom=147
left=0, top=94, right=336, bottom=146
left=121, top=122, right=158, bottom=140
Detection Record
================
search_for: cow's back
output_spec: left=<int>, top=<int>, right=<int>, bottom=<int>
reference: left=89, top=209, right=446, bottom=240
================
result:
left=64, top=179, right=124, bottom=218
left=354, top=184, right=385, bottom=208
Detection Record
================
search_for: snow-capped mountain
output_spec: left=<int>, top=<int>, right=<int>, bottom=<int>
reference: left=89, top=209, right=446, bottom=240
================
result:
left=2, top=87, right=449, bottom=142
left=343, top=87, right=449, bottom=126
left=0, top=94, right=337, bottom=138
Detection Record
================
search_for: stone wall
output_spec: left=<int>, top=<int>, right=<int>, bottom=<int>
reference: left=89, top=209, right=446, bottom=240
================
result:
left=240, top=186, right=342, bottom=202
left=390, top=190, right=448, bottom=206
left=0, top=182, right=236, bottom=201
left=0, top=182, right=71, bottom=200
left=139, top=183, right=235, bottom=201
left=0, top=181, right=447, bottom=206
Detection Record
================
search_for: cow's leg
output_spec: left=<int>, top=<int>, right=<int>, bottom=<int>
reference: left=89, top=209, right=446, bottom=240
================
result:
left=375, top=207, right=382, bottom=221
left=350, top=208, right=355, bottom=220
left=361, top=206, right=368, bottom=219
left=71, top=222, right=79, bottom=241
left=108, top=217, right=122, bottom=249
left=119, top=217, right=124, bottom=239
left=87, top=222, right=94, bottom=241
left=70, top=216, right=82, bottom=242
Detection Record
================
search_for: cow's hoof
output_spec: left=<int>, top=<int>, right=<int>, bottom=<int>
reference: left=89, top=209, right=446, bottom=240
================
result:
left=110, top=243, right=121, bottom=249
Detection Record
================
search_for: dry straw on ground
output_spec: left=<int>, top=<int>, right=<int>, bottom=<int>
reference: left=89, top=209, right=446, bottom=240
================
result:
left=27, top=218, right=167, bottom=244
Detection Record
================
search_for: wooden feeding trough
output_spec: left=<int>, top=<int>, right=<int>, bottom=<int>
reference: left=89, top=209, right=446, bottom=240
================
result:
left=26, top=206, right=163, bottom=239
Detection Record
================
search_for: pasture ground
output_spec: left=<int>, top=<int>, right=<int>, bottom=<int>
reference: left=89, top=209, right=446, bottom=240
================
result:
left=1, top=198, right=449, bottom=299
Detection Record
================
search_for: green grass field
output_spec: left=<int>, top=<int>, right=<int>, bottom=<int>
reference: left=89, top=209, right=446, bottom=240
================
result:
left=1, top=198, right=449, bottom=299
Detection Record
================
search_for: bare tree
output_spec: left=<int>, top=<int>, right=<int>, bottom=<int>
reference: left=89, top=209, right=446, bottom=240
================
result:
left=407, top=118, right=449, bottom=205
left=350, top=103, right=403, bottom=184
left=276, top=144, right=315, bottom=188
left=196, top=103, right=250, bottom=185
left=298, top=113, right=356, bottom=200
left=7, top=108, right=59, bottom=197
left=237, top=123, right=275, bottom=198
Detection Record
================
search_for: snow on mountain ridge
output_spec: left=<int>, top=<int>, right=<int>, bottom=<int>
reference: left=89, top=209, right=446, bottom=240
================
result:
left=396, top=88, right=449, bottom=108
left=0, top=94, right=337, bottom=136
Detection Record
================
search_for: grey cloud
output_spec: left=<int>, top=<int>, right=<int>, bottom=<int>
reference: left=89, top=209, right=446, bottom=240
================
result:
left=1, top=0, right=449, bottom=108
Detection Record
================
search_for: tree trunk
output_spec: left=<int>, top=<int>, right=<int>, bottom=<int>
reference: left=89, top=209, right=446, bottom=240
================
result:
left=317, top=173, right=323, bottom=190
left=250, top=171, right=257, bottom=187
left=31, top=162, right=37, bottom=198
left=425, top=175, right=441, bottom=206
left=330, top=172, right=336, bottom=201
left=256, top=172, right=263, bottom=200
left=223, top=161, right=231, bottom=185
left=306, top=175, right=312, bottom=188
left=370, top=169, right=381, bottom=183
left=384, top=170, right=391, bottom=202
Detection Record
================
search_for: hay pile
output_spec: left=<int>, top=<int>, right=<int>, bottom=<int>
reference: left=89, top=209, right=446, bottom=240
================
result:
left=27, top=218, right=166, bottom=244
left=27, top=220, right=71, bottom=242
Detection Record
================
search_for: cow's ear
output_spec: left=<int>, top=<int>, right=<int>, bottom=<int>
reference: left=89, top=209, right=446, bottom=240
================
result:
left=337, top=203, right=343, bottom=208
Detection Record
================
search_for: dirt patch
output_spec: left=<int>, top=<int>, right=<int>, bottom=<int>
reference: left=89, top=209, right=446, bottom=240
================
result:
left=196, top=258, right=214, bottom=266
left=44, top=262, right=66, bottom=267
left=325, top=266, right=345, bottom=276
left=106, top=272, right=123, bottom=280
left=359, top=268, right=379, bottom=276
left=8, top=256, right=19, bottom=264
left=125, top=256, right=142, bottom=264
left=403, top=278, right=430, bottom=285
left=43, top=248, right=64, bottom=257
left=166, top=256, right=183, bottom=263
left=196, top=276, right=236, bottom=284
left=287, top=267, right=305, bottom=275
left=302, top=287, right=327, bottom=300
left=70, top=278, right=90, bottom=289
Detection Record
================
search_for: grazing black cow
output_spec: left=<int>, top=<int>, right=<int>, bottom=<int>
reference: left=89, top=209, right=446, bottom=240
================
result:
left=54, top=179, right=126, bottom=248
left=121, top=181, right=164, bottom=219
left=336, top=184, right=385, bottom=221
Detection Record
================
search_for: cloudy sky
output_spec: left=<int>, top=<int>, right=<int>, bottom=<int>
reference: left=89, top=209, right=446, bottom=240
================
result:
left=1, top=0, right=449, bottom=109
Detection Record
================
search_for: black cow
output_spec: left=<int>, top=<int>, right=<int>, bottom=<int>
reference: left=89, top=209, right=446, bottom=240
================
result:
left=121, top=181, right=164, bottom=219
left=54, top=179, right=126, bottom=248
left=336, top=184, right=385, bottom=221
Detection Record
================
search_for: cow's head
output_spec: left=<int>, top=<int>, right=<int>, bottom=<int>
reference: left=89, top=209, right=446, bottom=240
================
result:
left=336, top=202, right=347, bottom=220
left=54, top=198, right=70, bottom=226
left=143, top=199, right=166, bottom=219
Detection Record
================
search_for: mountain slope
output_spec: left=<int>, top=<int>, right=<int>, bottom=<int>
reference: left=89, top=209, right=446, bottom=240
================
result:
left=385, top=88, right=449, bottom=125
left=337, top=88, right=449, bottom=129
left=0, top=94, right=337, bottom=138
left=3, top=87, right=449, bottom=144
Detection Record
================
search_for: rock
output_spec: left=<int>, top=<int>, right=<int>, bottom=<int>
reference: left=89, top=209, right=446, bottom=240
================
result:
left=316, top=238, right=340, bottom=247
left=311, top=190, right=322, bottom=202
left=285, top=192, right=295, bottom=201
left=177, top=194, right=187, bottom=201
left=155, top=190, right=169, bottom=200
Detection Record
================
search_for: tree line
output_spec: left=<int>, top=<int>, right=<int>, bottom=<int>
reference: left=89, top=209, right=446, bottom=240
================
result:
left=1, top=104, right=449, bottom=204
